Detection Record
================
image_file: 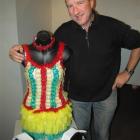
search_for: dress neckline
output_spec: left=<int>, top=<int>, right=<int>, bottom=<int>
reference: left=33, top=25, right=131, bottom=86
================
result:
left=22, top=42, right=64, bottom=68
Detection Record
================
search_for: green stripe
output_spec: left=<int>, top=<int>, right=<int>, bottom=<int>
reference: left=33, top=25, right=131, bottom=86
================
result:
left=50, top=66, right=59, bottom=108
left=22, top=129, right=65, bottom=140
left=28, top=66, right=36, bottom=108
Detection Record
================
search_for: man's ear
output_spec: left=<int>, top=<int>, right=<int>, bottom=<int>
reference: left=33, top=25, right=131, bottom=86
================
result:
left=90, top=0, right=96, bottom=10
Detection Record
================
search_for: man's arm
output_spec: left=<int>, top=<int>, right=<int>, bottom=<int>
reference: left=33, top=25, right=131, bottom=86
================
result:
left=9, top=45, right=24, bottom=63
left=112, top=47, right=140, bottom=90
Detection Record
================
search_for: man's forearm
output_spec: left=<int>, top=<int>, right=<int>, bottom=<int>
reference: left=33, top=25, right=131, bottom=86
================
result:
left=125, top=48, right=140, bottom=73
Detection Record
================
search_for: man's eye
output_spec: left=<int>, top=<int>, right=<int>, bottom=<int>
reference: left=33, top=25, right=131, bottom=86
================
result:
left=67, top=4, right=73, bottom=9
left=78, top=2, right=84, bottom=4
left=78, top=0, right=85, bottom=5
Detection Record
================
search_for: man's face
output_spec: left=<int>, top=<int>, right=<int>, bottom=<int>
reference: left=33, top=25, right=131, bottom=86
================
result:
left=65, top=0, right=94, bottom=28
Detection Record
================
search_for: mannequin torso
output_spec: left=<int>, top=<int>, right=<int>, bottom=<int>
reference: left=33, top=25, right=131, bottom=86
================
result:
left=23, top=30, right=72, bottom=66
left=28, top=42, right=72, bottom=65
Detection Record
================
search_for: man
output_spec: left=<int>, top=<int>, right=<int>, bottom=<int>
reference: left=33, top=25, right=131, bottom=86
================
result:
left=9, top=0, right=140, bottom=140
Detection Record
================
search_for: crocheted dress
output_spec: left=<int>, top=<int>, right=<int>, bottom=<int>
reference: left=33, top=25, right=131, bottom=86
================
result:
left=21, top=42, right=72, bottom=140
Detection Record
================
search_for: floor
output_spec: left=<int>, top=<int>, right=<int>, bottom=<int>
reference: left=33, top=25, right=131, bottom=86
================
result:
left=111, top=84, right=140, bottom=140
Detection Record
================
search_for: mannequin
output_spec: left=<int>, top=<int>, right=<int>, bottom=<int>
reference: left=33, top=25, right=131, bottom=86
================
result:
left=22, top=30, right=72, bottom=66
left=20, top=30, right=73, bottom=140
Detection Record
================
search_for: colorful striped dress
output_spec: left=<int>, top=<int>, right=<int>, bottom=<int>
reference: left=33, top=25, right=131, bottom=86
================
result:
left=21, top=42, right=72, bottom=140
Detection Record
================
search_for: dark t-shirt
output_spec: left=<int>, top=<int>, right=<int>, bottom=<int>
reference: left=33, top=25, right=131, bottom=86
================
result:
left=54, top=12, right=140, bottom=102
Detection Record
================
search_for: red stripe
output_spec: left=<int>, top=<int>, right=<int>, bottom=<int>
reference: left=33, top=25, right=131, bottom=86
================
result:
left=23, top=87, right=29, bottom=105
left=59, top=82, right=65, bottom=105
left=24, top=104, right=33, bottom=110
left=22, top=44, right=30, bottom=67
left=34, top=101, right=70, bottom=113
left=40, top=67, right=47, bottom=110
left=23, top=101, right=70, bottom=113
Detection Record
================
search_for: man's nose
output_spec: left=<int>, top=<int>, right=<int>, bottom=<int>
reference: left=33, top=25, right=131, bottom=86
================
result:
left=73, top=6, right=80, bottom=15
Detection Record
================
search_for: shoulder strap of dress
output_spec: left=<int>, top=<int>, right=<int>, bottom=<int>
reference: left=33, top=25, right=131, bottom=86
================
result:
left=22, top=44, right=30, bottom=66
left=58, top=41, right=65, bottom=61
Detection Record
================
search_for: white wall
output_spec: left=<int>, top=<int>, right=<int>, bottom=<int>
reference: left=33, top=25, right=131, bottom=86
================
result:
left=0, top=0, right=51, bottom=139
left=96, top=0, right=140, bottom=85
left=0, top=0, right=139, bottom=139
left=16, top=0, right=52, bottom=93
left=16, top=0, right=52, bottom=44
left=0, top=0, right=22, bottom=139
left=51, top=0, right=70, bottom=33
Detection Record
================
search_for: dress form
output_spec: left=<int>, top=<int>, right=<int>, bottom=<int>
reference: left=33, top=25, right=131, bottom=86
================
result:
left=20, top=30, right=72, bottom=140
left=25, top=30, right=72, bottom=65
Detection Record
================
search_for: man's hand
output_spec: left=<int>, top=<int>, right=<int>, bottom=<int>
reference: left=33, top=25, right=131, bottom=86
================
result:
left=112, top=71, right=131, bottom=90
left=9, top=45, right=24, bottom=63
